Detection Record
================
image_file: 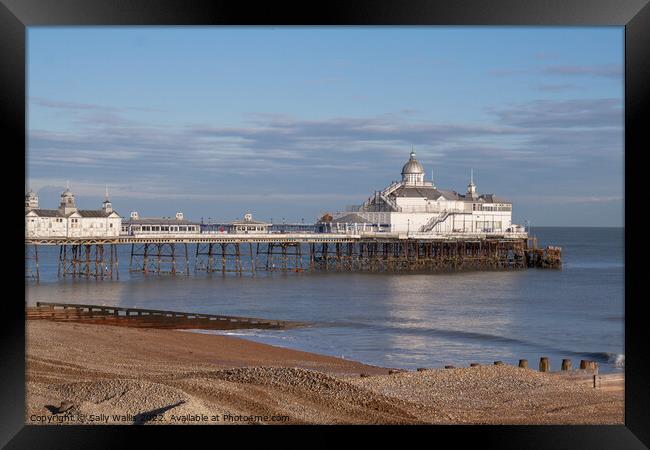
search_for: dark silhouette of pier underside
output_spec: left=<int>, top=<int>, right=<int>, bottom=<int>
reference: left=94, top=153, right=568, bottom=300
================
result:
left=24, top=235, right=561, bottom=281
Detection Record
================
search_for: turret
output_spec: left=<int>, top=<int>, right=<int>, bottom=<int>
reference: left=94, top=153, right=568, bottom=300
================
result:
left=59, top=182, right=77, bottom=215
left=102, top=185, right=113, bottom=214
left=25, top=189, right=38, bottom=212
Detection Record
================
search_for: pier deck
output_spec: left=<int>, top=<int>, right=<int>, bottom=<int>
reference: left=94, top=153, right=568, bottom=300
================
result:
left=25, top=231, right=529, bottom=245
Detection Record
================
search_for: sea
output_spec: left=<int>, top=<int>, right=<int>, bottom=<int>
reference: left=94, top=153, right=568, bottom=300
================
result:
left=25, top=227, right=625, bottom=373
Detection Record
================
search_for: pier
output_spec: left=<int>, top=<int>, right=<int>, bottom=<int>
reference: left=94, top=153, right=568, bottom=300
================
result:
left=25, top=153, right=563, bottom=282
left=24, top=232, right=561, bottom=281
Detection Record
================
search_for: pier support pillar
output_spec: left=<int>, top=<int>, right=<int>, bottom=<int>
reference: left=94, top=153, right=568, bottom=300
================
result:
left=58, top=244, right=117, bottom=279
left=260, top=242, right=303, bottom=272
left=129, top=243, right=188, bottom=275
left=25, top=244, right=40, bottom=282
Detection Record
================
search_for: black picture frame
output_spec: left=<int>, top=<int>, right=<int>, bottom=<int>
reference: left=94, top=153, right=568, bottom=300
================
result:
left=2, top=0, right=648, bottom=447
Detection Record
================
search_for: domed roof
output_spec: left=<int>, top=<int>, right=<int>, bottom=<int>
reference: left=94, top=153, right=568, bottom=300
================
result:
left=401, top=151, right=424, bottom=175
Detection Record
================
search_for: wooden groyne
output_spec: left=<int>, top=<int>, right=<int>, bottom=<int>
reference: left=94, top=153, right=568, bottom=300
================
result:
left=28, top=302, right=303, bottom=330
left=433, top=357, right=622, bottom=391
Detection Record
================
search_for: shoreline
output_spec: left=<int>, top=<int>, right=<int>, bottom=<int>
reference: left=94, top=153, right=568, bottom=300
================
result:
left=26, top=320, right=624, bottom=425
left=184, top=327, right=626, bottom=376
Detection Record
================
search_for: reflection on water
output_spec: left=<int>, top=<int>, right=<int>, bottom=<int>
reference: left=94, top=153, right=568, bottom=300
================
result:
left=26, top=227, right=624, bottom=373
left=28, top=279, right=125, bottom=307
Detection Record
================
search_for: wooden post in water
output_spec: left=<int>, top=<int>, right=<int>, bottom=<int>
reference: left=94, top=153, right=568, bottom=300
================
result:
left=249, top=243, right=255, bottom=274
left=494, top=361, right=503, bottom=366
left=34, top=245, right=40, bottom=282
left=539, top=357, right=550, bottom=372
left=114, top=244, right=119, bottom=280
left=561, top=359, right=572, bottom=371
left=580, top=360, right=588, bottom=370
left=518, top=359, right=528, bottom=369
left=184, top=243, right=190, bottom=275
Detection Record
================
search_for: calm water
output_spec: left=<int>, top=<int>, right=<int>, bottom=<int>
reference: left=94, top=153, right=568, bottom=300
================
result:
left=26, top=227, right=624, bottom=373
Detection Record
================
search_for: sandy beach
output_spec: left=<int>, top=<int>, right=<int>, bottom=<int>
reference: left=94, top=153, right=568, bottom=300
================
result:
left=26, top=320, right=624, bottom=425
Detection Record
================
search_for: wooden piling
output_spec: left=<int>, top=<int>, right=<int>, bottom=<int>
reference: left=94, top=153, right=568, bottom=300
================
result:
left=539, top=357, right=550, bottom=372
left=494, top=361, right=503, bottom=366
left=561, top=359, right=572, bottom=371
left=580, top=360, right=598, bottom=371
left=470, top=363, right=480, bottom=367
left=518, top=359, right=528, bottom=369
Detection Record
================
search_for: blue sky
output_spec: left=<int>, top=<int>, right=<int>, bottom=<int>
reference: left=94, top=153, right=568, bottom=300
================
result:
left=27, top=27, right=624, bottom=226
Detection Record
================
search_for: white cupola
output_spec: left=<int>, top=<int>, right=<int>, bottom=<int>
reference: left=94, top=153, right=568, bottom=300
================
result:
left=401, top=150, right=425, bottom=186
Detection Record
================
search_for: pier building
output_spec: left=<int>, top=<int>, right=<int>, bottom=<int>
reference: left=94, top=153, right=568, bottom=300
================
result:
left=25, top=187, right=121, bottom=238
left=200, top=213, right=270, bottom=234
left=230, top=213, right=270, bottom=234
left=121, top=211, right=200, bottom=236
left=332, top=151, right=523, bottom=235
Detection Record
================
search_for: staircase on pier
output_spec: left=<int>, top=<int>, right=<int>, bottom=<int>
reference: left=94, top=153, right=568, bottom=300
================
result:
left=360, top=181, right=402, bottom=212
left=419, top=211, right=450, bottom=232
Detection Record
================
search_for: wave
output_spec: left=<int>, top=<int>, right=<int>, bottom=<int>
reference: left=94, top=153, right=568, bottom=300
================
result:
left=331, top=321, right=540, bottom=348
left=565, top=262, right=624, bottom=269
left=579, top=352, right=625, bottom=367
